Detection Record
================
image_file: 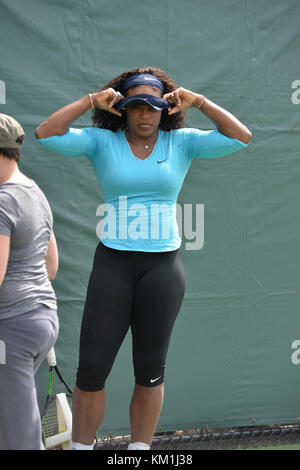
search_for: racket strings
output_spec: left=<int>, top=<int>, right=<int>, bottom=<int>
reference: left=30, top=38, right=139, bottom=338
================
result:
left=42, top=395, right=73, bottom=450
left=41, top=351, right=73, bottom=450
left=42, top=397, right=61, bottom=438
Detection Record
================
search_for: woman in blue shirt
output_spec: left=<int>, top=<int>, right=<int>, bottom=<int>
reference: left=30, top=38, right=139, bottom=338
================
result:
left=35, top=66, right=252, bottom=450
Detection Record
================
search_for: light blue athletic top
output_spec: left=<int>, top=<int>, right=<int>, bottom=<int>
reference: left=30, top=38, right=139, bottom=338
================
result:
left=37, top=128, right=247, bottom=252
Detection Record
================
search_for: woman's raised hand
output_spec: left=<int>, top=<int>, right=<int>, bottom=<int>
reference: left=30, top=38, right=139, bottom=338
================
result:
left=163, top=87, right=204, bottom=115
left=92, top=88, right=124, bottom=117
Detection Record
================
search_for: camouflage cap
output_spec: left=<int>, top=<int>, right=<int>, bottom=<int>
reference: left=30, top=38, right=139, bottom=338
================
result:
left=0, top=113, right=25, bottom=149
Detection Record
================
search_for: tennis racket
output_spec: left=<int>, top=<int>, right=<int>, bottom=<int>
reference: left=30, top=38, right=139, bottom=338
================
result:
left=41, top=347, right=73, bottom=450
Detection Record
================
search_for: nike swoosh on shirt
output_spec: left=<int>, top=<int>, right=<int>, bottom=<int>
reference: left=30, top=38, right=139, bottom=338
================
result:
left=157, top=159, right=167, bottom=164
left=150, top=376, right=161, bottom=383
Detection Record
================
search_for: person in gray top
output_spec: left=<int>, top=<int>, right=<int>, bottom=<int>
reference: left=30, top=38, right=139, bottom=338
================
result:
left=0, top=113, right=59, bottom=450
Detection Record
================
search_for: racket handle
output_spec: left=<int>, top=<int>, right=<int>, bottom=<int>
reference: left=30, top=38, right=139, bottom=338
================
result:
left=46, top=347, right=57, bottom=366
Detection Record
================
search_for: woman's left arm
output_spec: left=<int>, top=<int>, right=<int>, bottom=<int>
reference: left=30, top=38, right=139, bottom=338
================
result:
left=0, top=234, right=10, bottom=287
left=45, top=230, right=59, bottom=281
left=164, top=88, right=252, bottom=144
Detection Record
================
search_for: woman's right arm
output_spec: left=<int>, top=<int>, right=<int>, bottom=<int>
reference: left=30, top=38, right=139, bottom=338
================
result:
left=35, top=89, right=123, bottom=139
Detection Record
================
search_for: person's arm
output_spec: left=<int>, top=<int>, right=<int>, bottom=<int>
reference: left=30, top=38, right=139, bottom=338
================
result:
left=35, top=89, right=123, bottom=139
left=0, top=234, right=10, bottom=287
left=164, top=88, right=252, bottom=144
left=45, top=230, right=59, bottom=281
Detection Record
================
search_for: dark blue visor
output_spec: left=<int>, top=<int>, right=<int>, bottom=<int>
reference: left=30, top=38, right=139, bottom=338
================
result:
left=115, top=94, right=172, bottom=112
left=121, top=74, right=165, bottom=94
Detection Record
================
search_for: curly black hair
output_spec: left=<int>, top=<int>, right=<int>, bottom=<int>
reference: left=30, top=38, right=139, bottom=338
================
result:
left=91, top=66, right=186, bottom=132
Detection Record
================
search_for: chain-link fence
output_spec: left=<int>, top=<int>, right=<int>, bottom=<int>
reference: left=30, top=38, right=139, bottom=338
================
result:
left=95, top=423, right=300, bottom=450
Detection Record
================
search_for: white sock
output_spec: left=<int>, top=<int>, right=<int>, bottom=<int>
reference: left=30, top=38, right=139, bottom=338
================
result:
left=71, top=439, right=96, bottom=450
left=128, top=441, right=150, bottom=450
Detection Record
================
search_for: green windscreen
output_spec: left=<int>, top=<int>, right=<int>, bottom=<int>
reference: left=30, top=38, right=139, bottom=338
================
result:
left=1, top=0, right=299, bottom=436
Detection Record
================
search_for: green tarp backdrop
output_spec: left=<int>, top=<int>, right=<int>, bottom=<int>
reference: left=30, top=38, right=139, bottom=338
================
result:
left=1, top=0, right=300, bottom=436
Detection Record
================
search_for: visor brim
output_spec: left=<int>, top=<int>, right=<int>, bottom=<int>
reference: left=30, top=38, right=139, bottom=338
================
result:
left=115, top=94, right=171, bottom=112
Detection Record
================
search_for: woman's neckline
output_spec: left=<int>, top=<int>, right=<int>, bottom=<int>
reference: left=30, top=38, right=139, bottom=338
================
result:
left=123, top=129, right=161, bottom=161
left=0, top=178, right=34, bottom=188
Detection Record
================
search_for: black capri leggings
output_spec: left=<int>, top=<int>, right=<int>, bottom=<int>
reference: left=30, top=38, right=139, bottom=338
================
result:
left=76, top=242, right=186, bottom=391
